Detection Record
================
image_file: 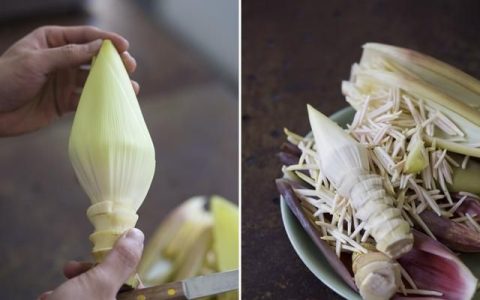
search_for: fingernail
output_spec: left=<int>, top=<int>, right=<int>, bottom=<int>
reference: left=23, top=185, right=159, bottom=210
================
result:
left=123, top=52, right=137, bottom=69
left=125, top=51, right=135, bottom=62
left=125, top=228, right=144, bottom=244
left=89, top=39, right=103, bottom=52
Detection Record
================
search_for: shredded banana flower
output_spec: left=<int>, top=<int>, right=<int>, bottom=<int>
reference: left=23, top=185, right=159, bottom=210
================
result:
left=279, top=43, right=480, bottom=300
left=282, top=91, right=477, bottom=295
left=344, top=84, right=480, bottom=236
left=283, top=128, right=444, bottom=296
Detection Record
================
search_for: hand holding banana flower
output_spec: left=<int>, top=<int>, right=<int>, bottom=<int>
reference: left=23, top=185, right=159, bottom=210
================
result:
left=66, top=38, right=239, bottom=298
left=277, top=43, right=480, bottom=300
left=0, top=26, right=138, bottom=136
left=0, top=25, right=146, bottom=299
left=0, top=25, right=238, bottom=299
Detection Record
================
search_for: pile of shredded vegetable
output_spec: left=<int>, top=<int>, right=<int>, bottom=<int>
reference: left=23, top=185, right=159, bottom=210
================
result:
left=282, top=86, right=480, bottom=297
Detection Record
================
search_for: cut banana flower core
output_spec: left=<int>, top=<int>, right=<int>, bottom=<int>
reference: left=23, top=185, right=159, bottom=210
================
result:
left=307, top=105, right=412, bottom=258
left=352, top=244, right=401, bottom=300
left=278, top=43, right=480, bottom=299
left=139, top=197, right=214, bottom=285
left=68, top=40, right=155, bottom=271
left=138, top=196, right=238, bottom=300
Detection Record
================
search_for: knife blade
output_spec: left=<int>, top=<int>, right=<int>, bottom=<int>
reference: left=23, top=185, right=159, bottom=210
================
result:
left=117, top=270, right=238, bottom=300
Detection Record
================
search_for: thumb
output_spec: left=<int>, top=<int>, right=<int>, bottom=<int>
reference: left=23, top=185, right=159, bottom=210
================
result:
left=40, top=39, right=103, bottom=71
left=79, top=228, right=144, bottom=295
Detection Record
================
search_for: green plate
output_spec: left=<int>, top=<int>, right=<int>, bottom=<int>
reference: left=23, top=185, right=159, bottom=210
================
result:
left=280, top=106, right=480, bottom=300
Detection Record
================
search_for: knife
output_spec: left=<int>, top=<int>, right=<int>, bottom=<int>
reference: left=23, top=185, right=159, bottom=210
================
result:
left=117, top=270, right=238, bottom=300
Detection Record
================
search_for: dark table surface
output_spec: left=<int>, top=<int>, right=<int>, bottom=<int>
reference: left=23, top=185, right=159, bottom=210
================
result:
left=0, top=1, right=237, bottom=299
left=241, top=1, right=480, bottom=299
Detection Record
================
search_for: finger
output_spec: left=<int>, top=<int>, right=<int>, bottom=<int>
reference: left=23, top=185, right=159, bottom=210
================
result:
left=132, top=80, right=140, bottom=95
left=75, top=68, right=89, bottom=88
left=75, top=53, right=133, bottom=88
left=63, top=261, right=94, bottom=279
left=75, top=66, right=133, bottom=91
left=40, top=39, right=103, bottom=71
left=121, top=51, right=137, bottom=74
left=41, top=25, right=129, bottom=52
left=81, top=228, right=144, bottom=293
left=71, top=75, right=138, bottom=98
left=37, top=291, right=52, bottom=300
left=68, top=94, right=80, bottom=111
left=68, top=79, right=137, bottom=111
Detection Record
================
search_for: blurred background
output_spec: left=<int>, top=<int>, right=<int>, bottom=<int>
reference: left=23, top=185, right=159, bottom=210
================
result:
left=0, top=0, right=238, bottom=298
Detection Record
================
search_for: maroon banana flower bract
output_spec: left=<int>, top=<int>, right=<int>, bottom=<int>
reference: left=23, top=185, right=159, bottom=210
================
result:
left=397, top=230, right=477, bottom=300
left=276, top=178, right=358, bottom=292
left=277, top=177, right=478, bottom=299
left=420, top=210, right=480, bottom=252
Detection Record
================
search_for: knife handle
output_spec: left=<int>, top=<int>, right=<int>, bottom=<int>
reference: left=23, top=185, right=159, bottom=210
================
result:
left=117, top=281, right=187, bottom=300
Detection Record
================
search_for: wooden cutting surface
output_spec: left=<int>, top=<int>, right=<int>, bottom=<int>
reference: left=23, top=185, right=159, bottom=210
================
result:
left=0, top=1, right=238, bottom=299
left=242, top=1, right=480, bottom=299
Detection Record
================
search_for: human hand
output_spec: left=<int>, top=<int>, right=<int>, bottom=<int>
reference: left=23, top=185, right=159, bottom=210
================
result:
left=0, top=25, right=139, bottom=136
left=37, top=228, right=144, bottom=300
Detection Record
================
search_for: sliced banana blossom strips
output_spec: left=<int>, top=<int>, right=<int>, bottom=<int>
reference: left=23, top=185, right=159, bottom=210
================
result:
left=344, top=43, right=480, bottom=158
left=275, top=42, right=480, bottom=299
left=276, top=178, right=477, bottom=299
left=307, top=105, right=412, bottom=258
left=340, top=43, right=480, bottom=249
